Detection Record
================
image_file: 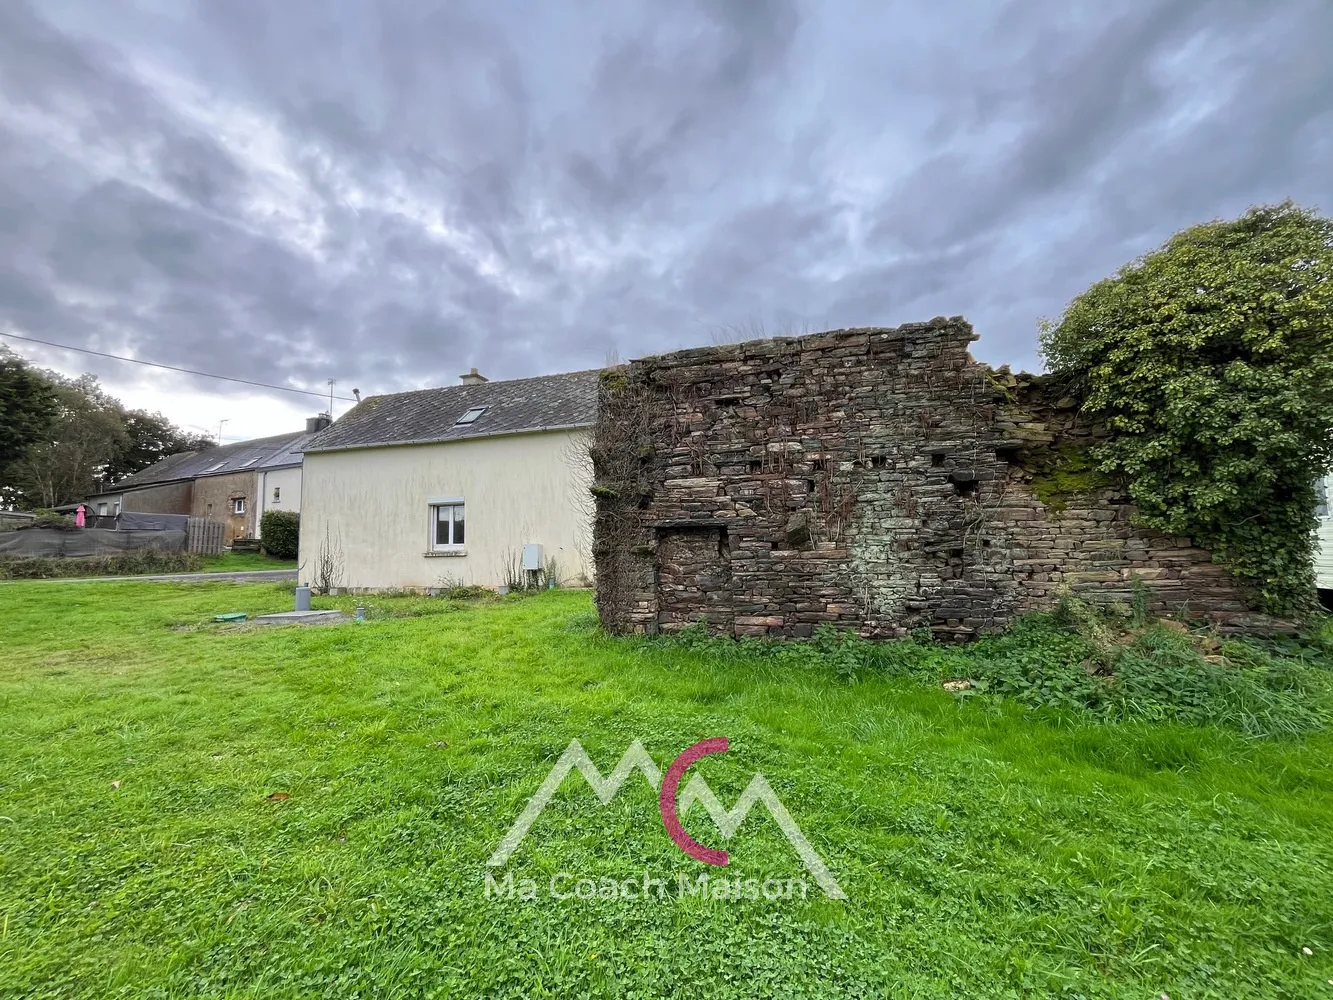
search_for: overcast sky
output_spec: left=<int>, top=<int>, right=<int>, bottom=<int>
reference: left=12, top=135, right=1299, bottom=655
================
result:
left=1, top=0, right=1330, bottom=440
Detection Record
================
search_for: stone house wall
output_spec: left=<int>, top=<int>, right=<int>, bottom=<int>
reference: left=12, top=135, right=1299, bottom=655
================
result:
left=592, top=318, right=1255, bottom=639
left=191, top=472, right=260, bottom=545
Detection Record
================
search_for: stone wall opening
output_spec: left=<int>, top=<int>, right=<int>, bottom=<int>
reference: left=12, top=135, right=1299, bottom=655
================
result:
left=656, top=523, right=732, bottom=632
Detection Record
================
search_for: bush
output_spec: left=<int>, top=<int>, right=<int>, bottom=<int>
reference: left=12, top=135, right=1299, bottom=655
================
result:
left=1040, top=202, right=1333, bottom=614
left=26, top=509, right=78, bottom=531
left=260, top=510, right=300, bottom=560
left=441, top=584, right=492, bottom=600
left=0, top=552, right=201, bottom=579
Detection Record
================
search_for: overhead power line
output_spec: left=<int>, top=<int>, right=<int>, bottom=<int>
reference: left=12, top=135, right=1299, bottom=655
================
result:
left=0, top=331, right=358, bottom=402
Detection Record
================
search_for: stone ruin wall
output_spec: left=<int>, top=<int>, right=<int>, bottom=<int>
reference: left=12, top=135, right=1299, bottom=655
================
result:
left=591, top=317, right=1256, bottom=639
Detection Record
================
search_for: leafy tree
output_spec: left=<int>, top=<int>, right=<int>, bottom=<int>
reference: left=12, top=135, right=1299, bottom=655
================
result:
left=5, top=373, right=128, bottom=508
left=0, top=346, right=58, bottom=480
left=1041, top=202, right=1333, bottom=614
left=1, top=352, right=216, bottom=508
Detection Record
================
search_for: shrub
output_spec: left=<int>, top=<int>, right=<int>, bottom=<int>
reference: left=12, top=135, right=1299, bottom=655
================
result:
left=260, top=510, right=300, bottom=560
left=26, top=509, right=78, bottom=531
left=1040, top=202, right=1333, bottom=615
left=0, top=552, right=201, bottom=579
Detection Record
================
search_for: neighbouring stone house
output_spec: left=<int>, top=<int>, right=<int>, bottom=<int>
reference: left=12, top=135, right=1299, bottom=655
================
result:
left=591, top=317, right=1259, bottom=639
left=87, top=422, right=323, bottom=545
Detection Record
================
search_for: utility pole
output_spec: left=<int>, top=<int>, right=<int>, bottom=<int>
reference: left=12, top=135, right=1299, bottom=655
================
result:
left=327, top=378, right=336, bottom=420
left=217, top=418, right=228, bottom=445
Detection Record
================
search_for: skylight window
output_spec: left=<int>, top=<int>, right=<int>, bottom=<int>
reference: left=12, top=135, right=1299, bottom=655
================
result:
left=239, top=457, right=260, bottom=468
left=204, top=461, right=228, bottom=473
left=455, top=406, right=488, bottom=426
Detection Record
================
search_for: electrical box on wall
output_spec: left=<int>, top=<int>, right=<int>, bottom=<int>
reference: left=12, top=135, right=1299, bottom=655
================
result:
left=522, top=543, right=543, bottom=571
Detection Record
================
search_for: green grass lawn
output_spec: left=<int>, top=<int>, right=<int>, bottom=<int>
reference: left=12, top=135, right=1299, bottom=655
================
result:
left=197, top=551, right=297, bottom=573
left=1, top=583, right=1331, bottom=998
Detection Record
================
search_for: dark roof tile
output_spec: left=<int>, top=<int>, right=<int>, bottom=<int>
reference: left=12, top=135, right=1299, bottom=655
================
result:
left=304, top=370, right=599, bottom=452
left=113, top=431, right=309, bottom=489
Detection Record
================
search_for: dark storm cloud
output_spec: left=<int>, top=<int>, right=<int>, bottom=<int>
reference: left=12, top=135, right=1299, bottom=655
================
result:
left=0, top=0, right=1329, bottom=399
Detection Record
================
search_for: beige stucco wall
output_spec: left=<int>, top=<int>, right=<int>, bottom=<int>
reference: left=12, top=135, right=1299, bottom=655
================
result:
left=298, top=429, right=593, bottom=590
left=1318, top=476, right=1333, bottom=591
left=260, top=467, right=303, bottom=526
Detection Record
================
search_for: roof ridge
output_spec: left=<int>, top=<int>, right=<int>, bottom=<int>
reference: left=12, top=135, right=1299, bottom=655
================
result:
left=304, top=368, right=600, bottom=453
left=361, top=367, right=602, bottom=404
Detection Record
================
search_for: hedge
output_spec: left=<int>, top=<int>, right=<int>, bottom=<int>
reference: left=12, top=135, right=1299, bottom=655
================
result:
left=260, top=510, right=300, bottom=560
left=0, top=552, right=202, bottom=579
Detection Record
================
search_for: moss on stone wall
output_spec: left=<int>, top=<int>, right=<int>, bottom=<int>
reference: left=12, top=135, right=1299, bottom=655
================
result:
left=1023, top=443, right=1111, bottom=512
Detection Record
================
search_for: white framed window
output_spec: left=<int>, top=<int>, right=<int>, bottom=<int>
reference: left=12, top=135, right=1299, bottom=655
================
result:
left=272, top=486, right=281, bottom=503
left=112, top=501, right=121, bottom=515
left=231, top=497, right=247, bottom=515
left=430, top=499, right=466, bottom=550
left=97, top=503, right=108, bottom=516
left=455, top=406, right=487, bottom=426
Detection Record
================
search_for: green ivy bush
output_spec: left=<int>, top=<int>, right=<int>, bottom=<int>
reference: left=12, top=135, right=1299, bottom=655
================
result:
left=1039, top=202, right=1333, bottom=615
left=259, top=510, right=300, bottom=560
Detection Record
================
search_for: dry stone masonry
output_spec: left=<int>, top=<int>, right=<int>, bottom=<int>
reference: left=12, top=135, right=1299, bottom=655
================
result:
left=591, top=318, right=1257, bottom=639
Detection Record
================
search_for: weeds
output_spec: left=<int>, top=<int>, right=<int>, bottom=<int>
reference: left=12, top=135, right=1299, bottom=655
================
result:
left=656, top=604, right=1333, bottom=737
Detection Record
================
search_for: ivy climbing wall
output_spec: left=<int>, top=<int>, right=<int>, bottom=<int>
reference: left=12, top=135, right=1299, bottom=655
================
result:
left=591, top=318, right=1257, bottom=639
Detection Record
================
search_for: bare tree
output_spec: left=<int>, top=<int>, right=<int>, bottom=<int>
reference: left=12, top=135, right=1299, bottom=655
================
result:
left=309, top=524, right=344, bottom=595
left=563, top=429, right=595, bottom=578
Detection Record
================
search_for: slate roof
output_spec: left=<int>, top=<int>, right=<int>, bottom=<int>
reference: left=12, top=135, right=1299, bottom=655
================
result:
left=256, top=432, right=320, bottom=470
left=303, top=370, right=600, bottom=453
left=113, top=431, right=310, bottom=490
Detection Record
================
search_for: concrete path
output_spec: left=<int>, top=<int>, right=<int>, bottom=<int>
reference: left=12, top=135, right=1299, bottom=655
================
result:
left=2, top=569, right=297, bottom=585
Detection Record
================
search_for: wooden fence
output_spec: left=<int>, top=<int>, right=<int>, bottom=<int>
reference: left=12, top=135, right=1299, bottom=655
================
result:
left=186, top=517, right=225, bottom=555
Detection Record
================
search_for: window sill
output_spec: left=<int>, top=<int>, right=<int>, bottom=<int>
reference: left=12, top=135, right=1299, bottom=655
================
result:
left=424, top=549, right=467, bottom=558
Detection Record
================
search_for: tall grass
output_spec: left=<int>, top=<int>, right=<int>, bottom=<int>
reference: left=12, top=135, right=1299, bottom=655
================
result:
left=656, top=608, right=1333, bottom=737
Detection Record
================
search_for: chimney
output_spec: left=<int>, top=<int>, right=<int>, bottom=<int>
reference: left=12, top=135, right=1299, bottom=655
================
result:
left=306, top=413, right=332, bottom=433
left=459, top=368, right=488, bottom=385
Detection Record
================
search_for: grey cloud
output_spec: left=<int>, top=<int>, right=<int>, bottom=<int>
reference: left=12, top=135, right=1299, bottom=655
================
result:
left=0, top=0, right=1329, bottom=404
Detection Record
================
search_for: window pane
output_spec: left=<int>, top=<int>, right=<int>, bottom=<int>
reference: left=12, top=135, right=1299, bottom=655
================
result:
left=435, top=506, right=451, bottom=546
left=452, top=505, right=464, bottom=545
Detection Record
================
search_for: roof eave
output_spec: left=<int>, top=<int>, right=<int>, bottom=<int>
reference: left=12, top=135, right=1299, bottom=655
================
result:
left=106, top=477, right=192, bottom=492
left=304, top=421, right=593, bottom=454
